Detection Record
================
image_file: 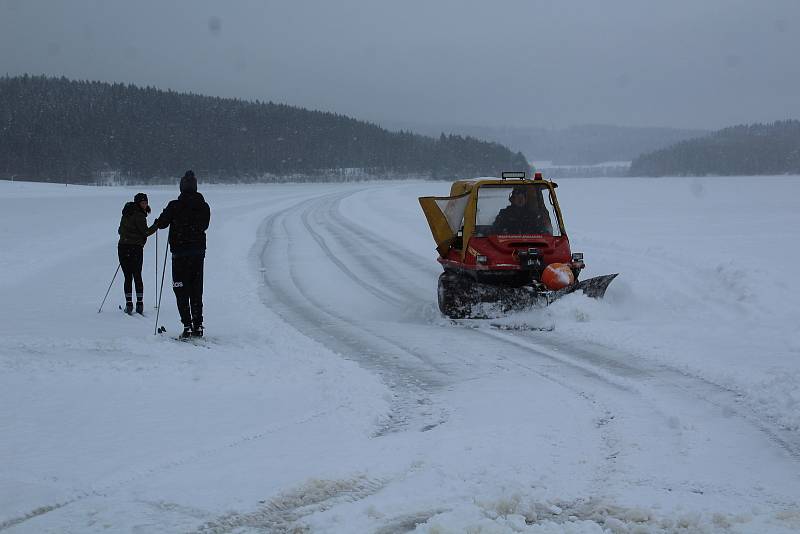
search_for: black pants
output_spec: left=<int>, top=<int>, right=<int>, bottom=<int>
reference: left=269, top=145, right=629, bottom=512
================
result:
left=172, top=254, right=205, bottom=328
left=118, top=244, right=144, bottom=302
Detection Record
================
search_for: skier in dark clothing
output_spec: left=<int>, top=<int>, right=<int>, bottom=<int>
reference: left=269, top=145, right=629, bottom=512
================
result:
left=492, top=186, right=553, bottom=235
left=118, top=192, right=158, bottom=314
left=155, top=170, right=211, bottom=338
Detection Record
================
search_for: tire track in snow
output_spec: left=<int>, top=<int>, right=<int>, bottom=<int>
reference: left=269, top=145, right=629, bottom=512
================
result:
left=294, top=191, right=625, bottom=395
left=330, top=185, right=800, bottom=464
left=255, top=192, right=449, bottom=436
left=194, top=476, right=387, bottom=534
left=317, top=185, right=800, bottom=505
left=316, top=193, right=638, bottom=392
left=256, top=189, right=613, bottom=446
left=247, top=185, right=799, bottom=523
left=287, top=200, right=448, bottom=433
left=321, top=191, right=647, bottom=392
left=267, top=191, right=446, bottom=375
left=300, top=193, right=407, bottom=308
left=528, top=332, right=800, bottom=463
left=542, top=237, right=800, bottom=459
left=323, top=192, right=439, bottom=302
left=320, top=189, right=707, bottom=488
left=0, top=502, right=73, bottom=532
left=302, top=193, right=498, bottom=377
left=267, top=189, right=621, bottom=501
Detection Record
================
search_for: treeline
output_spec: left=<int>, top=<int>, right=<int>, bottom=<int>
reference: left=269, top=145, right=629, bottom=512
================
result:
left=0, top=75, right=528, bottom=183
left=630, top=120, right=800, bottom=176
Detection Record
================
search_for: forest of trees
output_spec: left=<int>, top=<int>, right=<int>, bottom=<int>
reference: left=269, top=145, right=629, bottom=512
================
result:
left=0, top=75, right=529, bottom=184
left=630, top=120, right=800, bottom=176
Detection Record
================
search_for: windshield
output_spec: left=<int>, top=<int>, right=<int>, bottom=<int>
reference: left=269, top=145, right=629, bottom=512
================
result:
left=475, top=184, right=560, bottom=236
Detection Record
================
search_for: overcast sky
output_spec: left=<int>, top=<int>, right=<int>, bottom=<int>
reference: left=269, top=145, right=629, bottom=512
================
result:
left=2, top=0, right=799, bottom=130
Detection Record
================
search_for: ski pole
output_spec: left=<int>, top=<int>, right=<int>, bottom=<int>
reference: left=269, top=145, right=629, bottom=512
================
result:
left=154, top=231, right=158, bottom=308
left=154, top=237, right=169, bottom=335
left=98, top=264, right=121, bottom=313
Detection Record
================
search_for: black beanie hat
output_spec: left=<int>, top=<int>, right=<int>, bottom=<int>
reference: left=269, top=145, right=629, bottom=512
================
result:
left=134, top=192, right=148, bottom=203
left=180, top=170, right=197, bottom=193
left=510, top=185, right=527, bottom=197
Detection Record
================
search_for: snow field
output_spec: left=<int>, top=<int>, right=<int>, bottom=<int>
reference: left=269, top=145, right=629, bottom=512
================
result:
left=1, top=177, right=799, bottom=533
left=0, top=182, right=390, bottom=532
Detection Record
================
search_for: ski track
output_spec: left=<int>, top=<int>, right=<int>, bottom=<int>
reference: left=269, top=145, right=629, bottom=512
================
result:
left=301, top=194, right=407, bottom=309
left=255, top=192, right=450, bottom=437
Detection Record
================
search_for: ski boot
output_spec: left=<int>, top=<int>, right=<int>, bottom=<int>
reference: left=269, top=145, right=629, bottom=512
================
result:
left=192, top=324, right=204, bottom=338
left=124, top=302, right=134, bottom=315
left=179, top=326, right=193, bottom=340
left=135, top=302, right=144, bottom=315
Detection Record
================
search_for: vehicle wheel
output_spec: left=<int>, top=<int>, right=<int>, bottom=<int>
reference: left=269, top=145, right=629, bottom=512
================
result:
left=438, top=272, right=472, bottom=319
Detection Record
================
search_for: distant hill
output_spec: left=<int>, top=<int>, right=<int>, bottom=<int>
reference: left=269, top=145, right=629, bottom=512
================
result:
left=381, top=121, right=707, bottom=166
left=0, top=75, right=528, bottom=184
left=630, top=120, right=800, bottom=176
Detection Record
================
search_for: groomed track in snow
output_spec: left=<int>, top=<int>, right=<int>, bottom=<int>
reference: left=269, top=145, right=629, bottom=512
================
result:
left=1, top=177, right=799, bottom=533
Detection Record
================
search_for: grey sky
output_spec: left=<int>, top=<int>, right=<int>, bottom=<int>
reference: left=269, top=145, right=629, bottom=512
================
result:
left=2, top=0, right=799, bottom=130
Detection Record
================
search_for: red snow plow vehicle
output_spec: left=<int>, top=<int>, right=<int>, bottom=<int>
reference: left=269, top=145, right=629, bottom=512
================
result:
left=419, top=171, right=618, bottom=318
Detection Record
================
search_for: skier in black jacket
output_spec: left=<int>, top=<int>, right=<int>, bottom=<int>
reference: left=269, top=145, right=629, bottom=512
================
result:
left=118, top=192, right=158, bottom=314
left=155, top=171, right=211, bottom=338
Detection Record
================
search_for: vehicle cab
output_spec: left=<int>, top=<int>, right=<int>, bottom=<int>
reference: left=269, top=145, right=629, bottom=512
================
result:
left=420, top=171, right=584, bottom=287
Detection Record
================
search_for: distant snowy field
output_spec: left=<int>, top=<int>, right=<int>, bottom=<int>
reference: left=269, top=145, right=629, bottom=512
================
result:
left=1, top=176, right=798, bottom=533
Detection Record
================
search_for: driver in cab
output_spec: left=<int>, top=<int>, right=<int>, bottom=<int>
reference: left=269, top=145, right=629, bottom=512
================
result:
left=492, top=185, right=553, bottom=235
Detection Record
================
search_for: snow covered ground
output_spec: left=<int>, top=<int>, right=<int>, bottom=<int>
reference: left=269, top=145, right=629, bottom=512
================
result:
left=1, top=176, right=799, bottom=533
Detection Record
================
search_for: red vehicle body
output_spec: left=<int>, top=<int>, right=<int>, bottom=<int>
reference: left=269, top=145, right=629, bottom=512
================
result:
left=440, top=234, right=573, bottom=279
left=419, top=172, right=615, bottom=318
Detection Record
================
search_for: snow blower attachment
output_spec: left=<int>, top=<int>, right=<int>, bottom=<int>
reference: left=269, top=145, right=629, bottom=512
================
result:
left=419, top=171, right=618, bottom=319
